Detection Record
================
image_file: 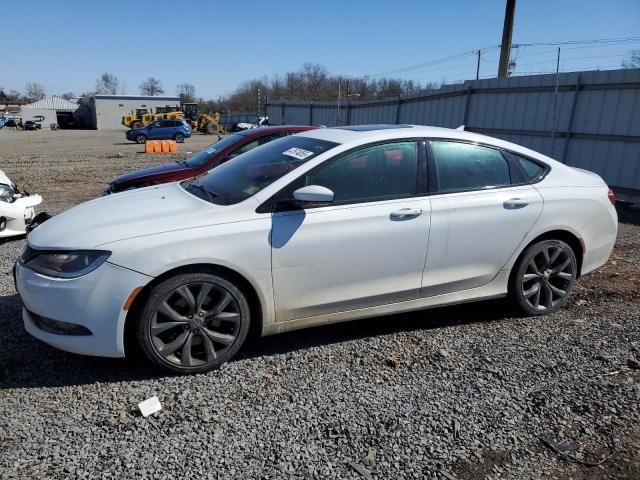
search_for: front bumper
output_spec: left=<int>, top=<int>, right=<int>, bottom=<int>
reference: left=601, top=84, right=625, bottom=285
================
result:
left=15, top=260, right=152, bottom=357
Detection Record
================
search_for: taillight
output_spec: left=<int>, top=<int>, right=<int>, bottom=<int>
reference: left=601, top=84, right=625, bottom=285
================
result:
left=607, top=188, right=616, bottom=206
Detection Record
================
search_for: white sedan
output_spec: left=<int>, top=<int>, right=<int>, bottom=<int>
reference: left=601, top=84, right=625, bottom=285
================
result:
left=15, top=125, right=618, bottom=374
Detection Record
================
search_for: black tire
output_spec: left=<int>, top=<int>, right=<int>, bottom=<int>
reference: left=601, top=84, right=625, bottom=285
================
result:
left=0, top=217, right=6, bottom=232
left=27, top=212, right=51, bottom=233
left=136, top=272, right=250, bottom=374
left=135, top=134, right=147, bottom=144
left=205, top=122, right=217, bottom=135
left=132, top=121, right=143, bottom=129
left=174, top=132, right=185, bottom=143
left=509, top=239, right=577, bottom=316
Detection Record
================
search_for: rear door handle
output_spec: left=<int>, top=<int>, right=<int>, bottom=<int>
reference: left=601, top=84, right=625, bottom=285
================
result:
left=503, top=198, right=529, bottom=209
left=390, top=208, right=423, bottom=219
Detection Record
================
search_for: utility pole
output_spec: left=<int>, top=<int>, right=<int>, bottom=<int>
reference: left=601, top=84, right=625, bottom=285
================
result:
left=498, top=0, right=517, bottom=78
left=551, top=47, right=561, bottom=149
left=337, top=77, right=341, bottom=125
left=257, top=87, right=261, bottom=114
left=475, top=50, right=481, bottom=80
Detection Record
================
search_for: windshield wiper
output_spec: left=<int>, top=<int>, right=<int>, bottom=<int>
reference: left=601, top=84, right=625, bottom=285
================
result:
left=186, top=182, right=217, bottom=203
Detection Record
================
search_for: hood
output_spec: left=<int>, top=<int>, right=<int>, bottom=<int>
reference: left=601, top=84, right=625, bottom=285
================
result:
left=28, top=183, right=219, bottom=249
left=110, top=162, right=195, bottom=187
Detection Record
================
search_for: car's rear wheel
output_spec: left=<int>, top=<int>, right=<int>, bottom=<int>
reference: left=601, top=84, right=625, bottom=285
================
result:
left=135, top=134, right=147, bottom=144
left=136, top=273, right=250, bottom=374
left=510, top=239, right=577, bottom=316
left=174, top=132, right=185, bottom=143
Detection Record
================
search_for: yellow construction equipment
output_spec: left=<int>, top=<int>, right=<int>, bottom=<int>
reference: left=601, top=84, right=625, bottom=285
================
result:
left=196, top=113, right=226, bottom=134
left=122, top=104, right=225, bottom=134
left=155, top=106, right=187, bottom=121
left=121, top=108, right=155, bottom=129
left=122, top=105, right=186, bottom=129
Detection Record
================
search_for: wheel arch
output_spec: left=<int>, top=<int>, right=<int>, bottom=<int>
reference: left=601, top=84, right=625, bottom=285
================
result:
left=509, top=229, right=584, bottom=285
left=123, top=262, right=264, bottom=357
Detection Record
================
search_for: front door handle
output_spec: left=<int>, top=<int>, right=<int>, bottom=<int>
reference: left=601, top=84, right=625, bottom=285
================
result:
left=390, top=208, right=423, bottom=219
left=503, top=198, right=529, bottom=209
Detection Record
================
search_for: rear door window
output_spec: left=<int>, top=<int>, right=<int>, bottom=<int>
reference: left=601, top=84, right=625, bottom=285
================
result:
left=431, top=141, right=511, bottom=192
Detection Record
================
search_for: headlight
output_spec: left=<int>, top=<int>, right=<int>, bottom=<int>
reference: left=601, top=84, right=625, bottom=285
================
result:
left=22, top=250, right=111, bottom=279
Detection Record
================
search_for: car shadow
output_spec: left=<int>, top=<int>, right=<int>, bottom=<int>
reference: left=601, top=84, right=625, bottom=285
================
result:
left=0, top=291, right=511, bottom=390
left=236, top=299, right=510, bottom=361
left=0, top=235, right=27, bottom=245
left=617, top=203, right=640, bottom=226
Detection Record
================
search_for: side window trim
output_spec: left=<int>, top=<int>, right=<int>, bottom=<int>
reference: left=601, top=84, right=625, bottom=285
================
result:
left=302, top=139, right=421, bottom=208
left=503, top=150, right=549, bottom=184
left=260, top=138, right=427, bottom=213
left=416, top=140, right=429, bottom=195
left=425, top=138, right=551, bottom=195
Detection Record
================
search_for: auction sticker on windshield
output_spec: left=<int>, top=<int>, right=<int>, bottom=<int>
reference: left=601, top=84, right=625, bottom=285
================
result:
left=282, top=148, right=314, bottom=160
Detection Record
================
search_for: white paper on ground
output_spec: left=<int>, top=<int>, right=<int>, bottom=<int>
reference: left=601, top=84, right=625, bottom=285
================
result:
left=138, top=396, right=162, bottom=417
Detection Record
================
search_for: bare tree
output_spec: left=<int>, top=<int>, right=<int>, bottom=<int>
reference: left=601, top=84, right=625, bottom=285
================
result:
left=61, top=92, right=75, bottom=100
left=25, top=82, right=46, bottom=102
left=119, top=82, right=128, bottom=95
left=176, top=83, right=196, bottom=103
left=95, top=72, right=120, bottom=95
left=139, top=77, right=164, bottom=96
left=226, top=79, right=268, bottom=112
left=220, top=63, right=447, bottom=112
left=300, top=63, right=329, bottom=101
left=622, top=49, right=640, bottom=68
left=6, top=90, right=23, bottom=102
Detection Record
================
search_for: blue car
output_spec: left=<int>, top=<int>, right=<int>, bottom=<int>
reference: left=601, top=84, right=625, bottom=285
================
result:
left=126, top=119, right=192, bottom=144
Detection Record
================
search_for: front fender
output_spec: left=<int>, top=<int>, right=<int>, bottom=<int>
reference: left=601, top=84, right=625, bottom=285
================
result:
left=106, top=218, right=275, bottom=326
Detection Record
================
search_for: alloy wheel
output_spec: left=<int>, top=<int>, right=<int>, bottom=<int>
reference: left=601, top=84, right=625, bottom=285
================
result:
left=149, top=282, right=242, bottom=368
left=521, top=244, right=575, bottom=311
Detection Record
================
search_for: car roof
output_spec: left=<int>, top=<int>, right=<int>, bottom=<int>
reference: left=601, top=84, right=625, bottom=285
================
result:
left=296, top=124, right=561, bottom=166
left=235, top=125, right=317, bottom=137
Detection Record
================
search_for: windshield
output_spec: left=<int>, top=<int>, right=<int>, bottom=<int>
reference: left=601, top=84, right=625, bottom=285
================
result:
left=183, top=136, right=339, bottom=205
left=185, top=134, right=244, bottom=167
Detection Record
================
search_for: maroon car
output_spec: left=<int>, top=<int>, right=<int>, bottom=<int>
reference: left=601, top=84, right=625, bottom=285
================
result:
left=103, top=125, right=316, bottom=195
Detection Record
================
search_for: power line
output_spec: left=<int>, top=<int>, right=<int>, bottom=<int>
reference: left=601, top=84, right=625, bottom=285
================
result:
left=516, top=53, right=626, bottom=69
left=514, top=35, right=640, bottom=47
left=359, top=35, right=640, bottom=85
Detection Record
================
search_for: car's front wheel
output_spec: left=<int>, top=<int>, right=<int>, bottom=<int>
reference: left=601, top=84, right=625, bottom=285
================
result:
left=135, top=134, right=147, bottom=144
left=136, top=272, right=250, bottom=374
left=174, top=132, right=185, bottom=143
left=510, top=239, right=577, bottom=316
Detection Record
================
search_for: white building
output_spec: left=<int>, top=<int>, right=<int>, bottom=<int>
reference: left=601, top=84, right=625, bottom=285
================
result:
left=21, top=96, right=80, bottom=128
left=79, top=95, right=181, bottom=129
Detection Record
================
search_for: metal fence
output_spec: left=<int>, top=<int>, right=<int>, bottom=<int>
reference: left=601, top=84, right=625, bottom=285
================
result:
left=266, top=68, right=640, bottom=203
left=219, top=113, right=259, bottom=132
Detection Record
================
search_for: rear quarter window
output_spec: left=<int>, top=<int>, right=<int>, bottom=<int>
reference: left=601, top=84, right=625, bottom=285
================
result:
left=504, top=151, right=546, bottom=182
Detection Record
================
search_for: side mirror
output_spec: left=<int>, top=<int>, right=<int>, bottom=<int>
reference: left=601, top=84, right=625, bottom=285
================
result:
left=292, top=185, right=334, bottom=204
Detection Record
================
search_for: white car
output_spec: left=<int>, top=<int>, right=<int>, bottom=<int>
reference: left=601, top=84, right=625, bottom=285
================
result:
left=0, top=170, right=43, bottom=238
left=15, top=125, right=618, bottom=374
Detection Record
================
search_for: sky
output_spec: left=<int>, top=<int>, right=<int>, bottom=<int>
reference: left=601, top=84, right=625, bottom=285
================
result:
left=3, top=0, right=639, bottom=99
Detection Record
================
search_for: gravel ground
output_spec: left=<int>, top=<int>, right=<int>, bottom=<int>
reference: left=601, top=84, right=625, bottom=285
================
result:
left=0, top=129, right=639, bottom=479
